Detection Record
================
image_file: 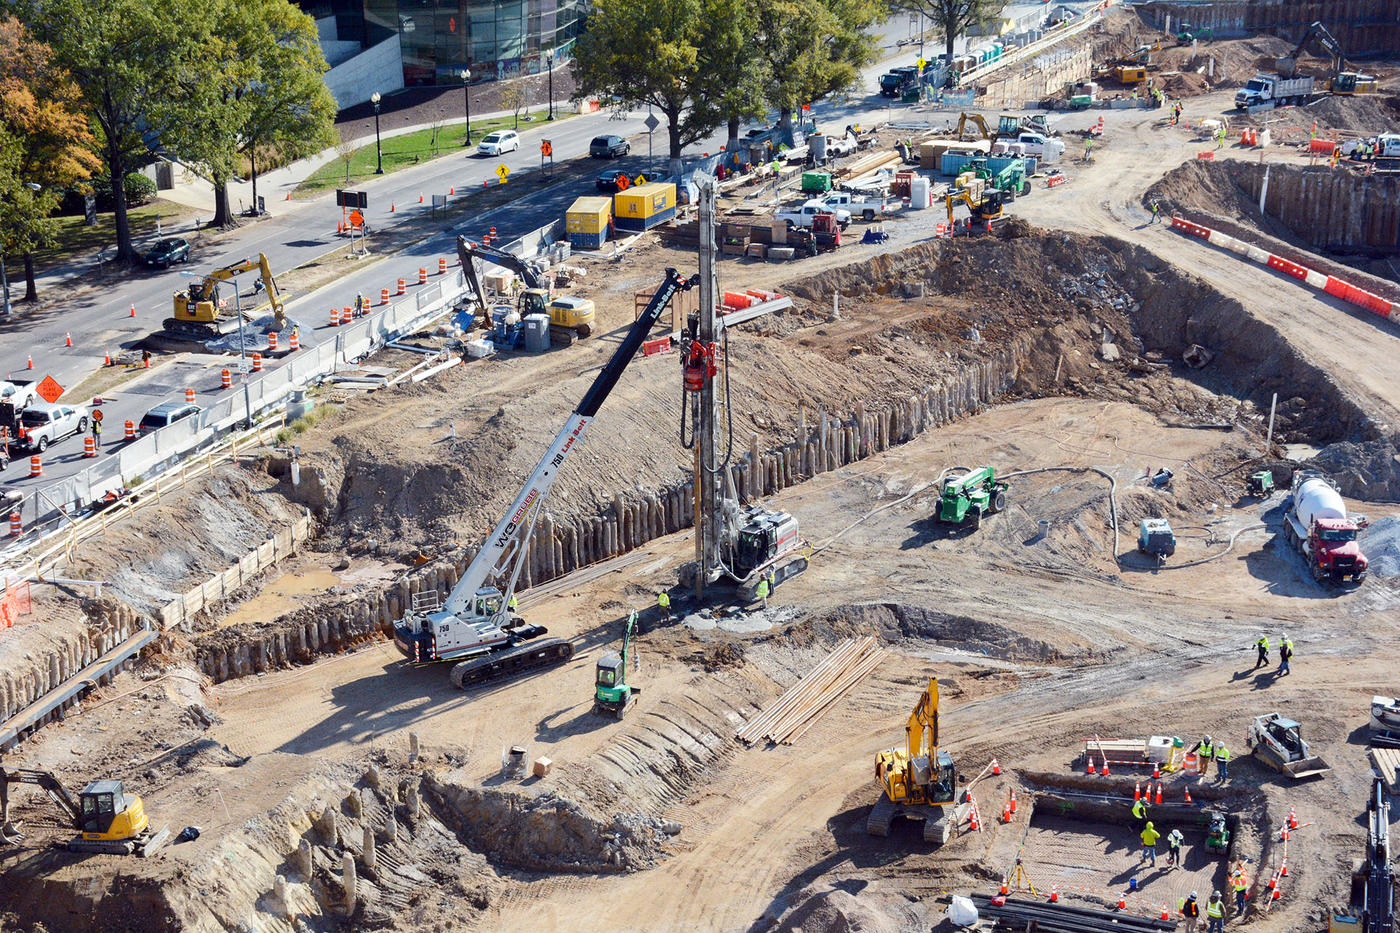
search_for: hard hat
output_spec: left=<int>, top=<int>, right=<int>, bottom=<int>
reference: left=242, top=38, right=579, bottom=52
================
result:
left=1190, top=891, right=1198, bottom=899
left=1203, top=734, right=1212, bottom=744
left=1212, top=891, right=1221, bottom=898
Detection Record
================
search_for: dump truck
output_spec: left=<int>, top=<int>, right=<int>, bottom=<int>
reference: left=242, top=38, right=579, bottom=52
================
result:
left=1246, top=713, right=1331, bottom=780
left=1283, top=472, right=1368, bottom=584
left=935, top=466, right=1007, bottom=530
left=1235, top=73, right=1315, bottom=109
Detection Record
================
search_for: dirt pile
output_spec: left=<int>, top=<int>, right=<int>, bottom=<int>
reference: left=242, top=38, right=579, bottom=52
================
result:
left=1151, top=34, right=1298, bottom=94
left=775, top=887, right=919, bottom=933
left=1305, top=438, right=1400, bottom=500
left=1273, top=93, right=1400, bottom=133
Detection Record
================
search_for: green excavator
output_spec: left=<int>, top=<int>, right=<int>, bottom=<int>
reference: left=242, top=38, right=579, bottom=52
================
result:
left=594, top=612, right=641, bottom=718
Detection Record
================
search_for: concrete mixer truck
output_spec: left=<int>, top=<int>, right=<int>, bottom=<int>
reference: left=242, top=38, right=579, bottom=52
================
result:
left=1283, top=472, right=1368, bottom=584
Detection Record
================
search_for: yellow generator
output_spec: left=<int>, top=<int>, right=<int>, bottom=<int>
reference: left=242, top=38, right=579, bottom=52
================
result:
left=1, top=768, right=170, bottom=856
left=869, top=677, right=960, bottom=844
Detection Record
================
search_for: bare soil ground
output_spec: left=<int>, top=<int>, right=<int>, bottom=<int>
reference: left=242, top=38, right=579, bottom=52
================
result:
left=5, top=77, right=1400, bottom=933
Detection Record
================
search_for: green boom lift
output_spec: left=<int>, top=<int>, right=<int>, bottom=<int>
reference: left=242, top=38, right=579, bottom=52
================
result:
left=594, top=612, right=641, bottom=718
left=936, top=466, right=1008, bottom=530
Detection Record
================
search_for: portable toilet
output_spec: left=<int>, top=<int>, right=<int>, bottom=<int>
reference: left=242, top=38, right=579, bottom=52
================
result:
left=565, top=196, right=612, bottom=249
left=614, top=182, right=677, bottom=232
left=522, top=314, right=551, bottom=352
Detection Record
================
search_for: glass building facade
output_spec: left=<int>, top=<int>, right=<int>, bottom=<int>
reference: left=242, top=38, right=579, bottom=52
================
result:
left=303, top=0, right=582, bottom=87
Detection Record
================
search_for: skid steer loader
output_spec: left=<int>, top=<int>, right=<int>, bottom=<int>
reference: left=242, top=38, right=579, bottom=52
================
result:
left=1246, top=713, right=1331, bottom=780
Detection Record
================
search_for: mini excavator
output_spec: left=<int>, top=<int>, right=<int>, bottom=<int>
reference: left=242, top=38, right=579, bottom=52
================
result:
left=0, top=767, right=170, bottom=856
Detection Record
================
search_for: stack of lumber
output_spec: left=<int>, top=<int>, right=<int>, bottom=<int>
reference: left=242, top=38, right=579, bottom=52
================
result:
left=837, top=150, right=902, bottom=180
left=736, top=637, right=883, bottom=746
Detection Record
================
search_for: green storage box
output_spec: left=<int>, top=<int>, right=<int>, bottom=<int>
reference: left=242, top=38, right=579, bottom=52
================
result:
left=800, top=171, right=832, bottom=193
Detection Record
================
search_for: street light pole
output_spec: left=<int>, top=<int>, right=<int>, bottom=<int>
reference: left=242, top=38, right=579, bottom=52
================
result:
left=546, top=50, right=555, bottom=121
left=234, top=282, right=253, bottom=427
left=0, top=255, right=11, bottom=318
left=461, top=69, right=472, bottom=145
left=371, top=91, right=384, bottom=174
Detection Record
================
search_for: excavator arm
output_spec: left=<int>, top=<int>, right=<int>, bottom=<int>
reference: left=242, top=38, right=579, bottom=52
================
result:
left=1282, top=21, right=1348, bottom=76
left=457, top=236, right=544, bottom=291
left=438, top=267, right=699, bottom=623
left=905, top=678, right=939, bottom=762
left=0, top=767, right=82, bottom=830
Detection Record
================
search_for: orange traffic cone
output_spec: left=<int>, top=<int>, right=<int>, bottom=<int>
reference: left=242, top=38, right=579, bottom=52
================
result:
left=1009, top=789, right=1017, bottom=814
left=1134, top=781, right=1141, bottom=801
left=26, top=354, right=33, bottom=369
left=1048, top=885, right=1058, bottom=903
left=1280, top=858, right=1287, bottom=877
left=1101, top=759, right=1110, bottom=776
left=999, top=877, right=1009, bottom=896
left=1155, top=783, right=1163, bottom=805
left=1288, top=807, right=1298, bottom=829
left=390, top=202, right=395, bottom=212
left=1001, top=803, right=1012, bottom=824
left=129, top=303, right=136, bottom=317
left=1161, top=904, right=1170, bottom=921
left=1184, top=787, right=1193, bottom=804
left=64, top=331, right=72, bottom=347
left=992, top=758, right=1001, bottom=775
left=338, top=220, right=344, bottom=234
left=1153, top=761, right=1161, bottom=779
left=1266, top=875, right=1277, bottom=892
left=449, top=186, right=454, bottom=195
left=104, top=351, right=112, bottom=366
left=1117, top=893, right=1127, bottom=910
left=419, top=192, right=424, bottom=203
left=1271, top=883, right=1282, bottom=901
left=1281, top=827, right=1289, bottom=841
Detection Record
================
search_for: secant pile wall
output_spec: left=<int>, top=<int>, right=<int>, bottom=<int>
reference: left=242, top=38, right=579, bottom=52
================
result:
left=194, top=347, right=1023, bottom=684
left=1243, top=163, right=1400, bottom=254
left=1135, top=0, right=1400, bottom=54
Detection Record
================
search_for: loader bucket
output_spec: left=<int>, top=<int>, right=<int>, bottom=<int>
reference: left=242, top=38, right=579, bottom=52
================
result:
left=1281, top=755, right=1331, bottom=780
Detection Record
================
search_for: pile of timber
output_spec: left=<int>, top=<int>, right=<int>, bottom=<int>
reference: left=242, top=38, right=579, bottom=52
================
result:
left=736, top=637, right=883, bottom=746
left=837, top=149, right=902, bottom=180
left=969, top=894, right=1175, bottom=932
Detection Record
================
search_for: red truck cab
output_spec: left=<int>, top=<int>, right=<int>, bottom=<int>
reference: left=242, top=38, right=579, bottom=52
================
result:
left=1311, top=518, right=1367, bottom=582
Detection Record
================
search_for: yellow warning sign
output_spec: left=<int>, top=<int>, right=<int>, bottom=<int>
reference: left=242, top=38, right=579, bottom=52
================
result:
left=496, top=164, right=510, bottom=183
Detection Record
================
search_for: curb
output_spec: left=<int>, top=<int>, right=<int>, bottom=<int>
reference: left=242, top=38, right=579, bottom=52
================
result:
left=1169, top=213, right=1395, bottom=321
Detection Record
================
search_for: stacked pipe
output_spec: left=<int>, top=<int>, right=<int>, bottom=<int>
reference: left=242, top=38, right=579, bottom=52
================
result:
left=969, top=894, right=1175, bottom=932
left=736, top=637, right=883, bottom=746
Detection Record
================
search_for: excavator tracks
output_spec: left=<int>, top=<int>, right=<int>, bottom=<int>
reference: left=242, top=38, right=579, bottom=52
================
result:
left=449, top=637, right=575, bottom=689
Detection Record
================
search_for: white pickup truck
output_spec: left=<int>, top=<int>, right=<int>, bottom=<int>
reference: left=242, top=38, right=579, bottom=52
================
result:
left=15, top=402, right=89, bottom=452
left=776, top=200, right=852, bottom=229
left=0, top=378, right=42, bottom=411
left=821, top=188, right=898, bottom=221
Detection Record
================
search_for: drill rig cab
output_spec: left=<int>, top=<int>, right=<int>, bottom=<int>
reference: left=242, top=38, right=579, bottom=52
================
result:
left=869, top=677, right=959, bottom=844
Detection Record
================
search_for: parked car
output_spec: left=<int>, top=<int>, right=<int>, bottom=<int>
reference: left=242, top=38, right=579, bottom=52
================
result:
left=138, top=401, right=201, bottom=436
left=143, top=237, right=191, bottom=268
left=477, top=130, right=521, bottom=156
left=589, top=134, right=631, bottom=158
left=596, top=168, right=634, bottom=193
left=15, top=402, right=89, bottom=452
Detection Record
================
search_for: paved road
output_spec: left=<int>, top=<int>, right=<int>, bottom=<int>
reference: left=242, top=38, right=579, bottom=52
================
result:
left=0, top=1, right=1111, bottom=492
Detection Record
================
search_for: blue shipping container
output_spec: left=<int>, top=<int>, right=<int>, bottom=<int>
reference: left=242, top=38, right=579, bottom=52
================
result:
left=614, top=205, right=677, bottom=232
left=567, top=229, right=610, bottom=249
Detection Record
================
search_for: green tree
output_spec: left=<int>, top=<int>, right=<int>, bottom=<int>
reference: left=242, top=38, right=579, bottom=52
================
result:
left=894, top=0, right=998, bottom=69
left=572, top=0, right=751, bottom=174
left=184, top=0, right=335, bottom=226
left=0, top=16, right=100, bottom=299
left=12, top=0, right=209, bottom=262
left=709, top=0, right=768, bottom=155
left=759, top=0, right=883, bottom=138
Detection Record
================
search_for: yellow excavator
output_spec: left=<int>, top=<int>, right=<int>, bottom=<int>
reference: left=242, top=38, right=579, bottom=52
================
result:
left=946, top=187, right=1005, bottom=228
left=165, top=253, right=288, bottom=340
left=0, top=767, right=170, bottom=856
left=868, top=677, right=960, bottom=844
left=954, top=112, right=993, bottom=141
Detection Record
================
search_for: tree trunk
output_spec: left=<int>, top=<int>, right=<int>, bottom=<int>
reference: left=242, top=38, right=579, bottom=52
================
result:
left=726, top=116, right=740, bottom=161
left=249, top=147, right=258, bottom=215
left=779, top=108, right=794, bottom=147
left=944, top=31, right=956, bottom=69
left=22, top=253, right=36, bottom=302
left=212, top=175, right=233, bottom=228
left=108, top=140, right=134, bottom=263
left=667, top=115, right=684, bottom=177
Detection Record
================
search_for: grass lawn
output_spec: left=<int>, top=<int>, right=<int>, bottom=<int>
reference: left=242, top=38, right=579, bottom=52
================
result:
left=33, top=199, right=200, bottom=272
left=297, top=113, right=571, bottom=194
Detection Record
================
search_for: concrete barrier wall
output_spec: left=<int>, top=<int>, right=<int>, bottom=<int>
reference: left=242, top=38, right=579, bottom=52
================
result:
left=323, top=36, right=405, bottom=110
left=195, top=343, right=1025, bottom=683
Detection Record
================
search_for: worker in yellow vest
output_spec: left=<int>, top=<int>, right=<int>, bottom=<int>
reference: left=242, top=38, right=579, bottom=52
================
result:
left=1140, top=820, right=1160, bottom=866
left=1178, top=890, right=1201, bottom=933
left=755, top=574, right=771, bottom=609
left=1254, top=635, right=1269, bottom=668
left=657, top=590, right=671, bottom=622
left=1131, top=796, right=1148, bottom=832
left=1215, top=744, right=1231, bottom=783
left=1206, top=891, right=1225, bottom=932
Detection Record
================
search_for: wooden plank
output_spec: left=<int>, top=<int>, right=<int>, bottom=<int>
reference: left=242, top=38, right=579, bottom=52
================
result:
left=1370, top=747, right=1400, bottom=794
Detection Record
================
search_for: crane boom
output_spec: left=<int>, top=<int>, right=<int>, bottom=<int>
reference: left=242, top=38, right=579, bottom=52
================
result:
left=395, top=267, right=698, bottom=678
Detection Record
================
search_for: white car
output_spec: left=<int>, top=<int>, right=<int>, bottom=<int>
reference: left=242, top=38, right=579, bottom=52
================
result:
left=16, top=402, right=89, bottom=452
left=477, top=130, right=521, bottom=156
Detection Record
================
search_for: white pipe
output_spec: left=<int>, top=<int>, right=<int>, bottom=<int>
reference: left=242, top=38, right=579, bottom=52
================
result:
left=27, top=576, right=105, bottom=593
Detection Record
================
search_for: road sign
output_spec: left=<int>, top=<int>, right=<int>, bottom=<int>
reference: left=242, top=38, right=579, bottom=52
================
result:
left=236, top=358, right=253, bottom=374
left=348, top=209, right=365, bottom=228
left=541, top=140, right=553, bottom=157
left=644, top=113, right=660, bottom=132
left=35, top=376, right=63, bottom=403
left=633, top=174, right=647, bottom=186
left=496, top=163, right=510, bottom=183
left=916, top=57, right=926, bottom=70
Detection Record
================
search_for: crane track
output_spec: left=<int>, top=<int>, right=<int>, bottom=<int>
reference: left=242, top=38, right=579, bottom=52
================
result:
left=448, top=637, right=575, bottom=689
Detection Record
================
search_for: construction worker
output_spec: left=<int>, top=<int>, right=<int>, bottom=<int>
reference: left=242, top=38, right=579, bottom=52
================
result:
left=1206, top=891, right=1225, bottom=933
left=1140, top=820, right=1159, bottom=866
left=508, top=594, right=518, bottom=614
left=1179, top=890, right=1201, bottom=933
left=1166, top=827, right=1185, bottom=867
left=1230, top=864, right=1249, bottom=915
left=1254, top=635, right=1269, bottom=669
left=657, top=590, right=671, bottom=622
left=1131, top=795, right=1148, bottom=832
left=755, top=573, right=771, bottom=609
left=1277, top=634, right=1293, bottom=676
left=1193, top=735, right=1214, bottom=776
left=1148, top=199, right=1162, bottom=224
left=1083, top=138, right=1093, bottom=162
left=91, top=415, right=102, bottom=450
left=1215, top=743, right=1231, bottom=782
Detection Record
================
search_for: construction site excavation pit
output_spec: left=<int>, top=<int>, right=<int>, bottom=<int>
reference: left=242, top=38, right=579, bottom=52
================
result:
left=3, top=227, right=1399, bottom=933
